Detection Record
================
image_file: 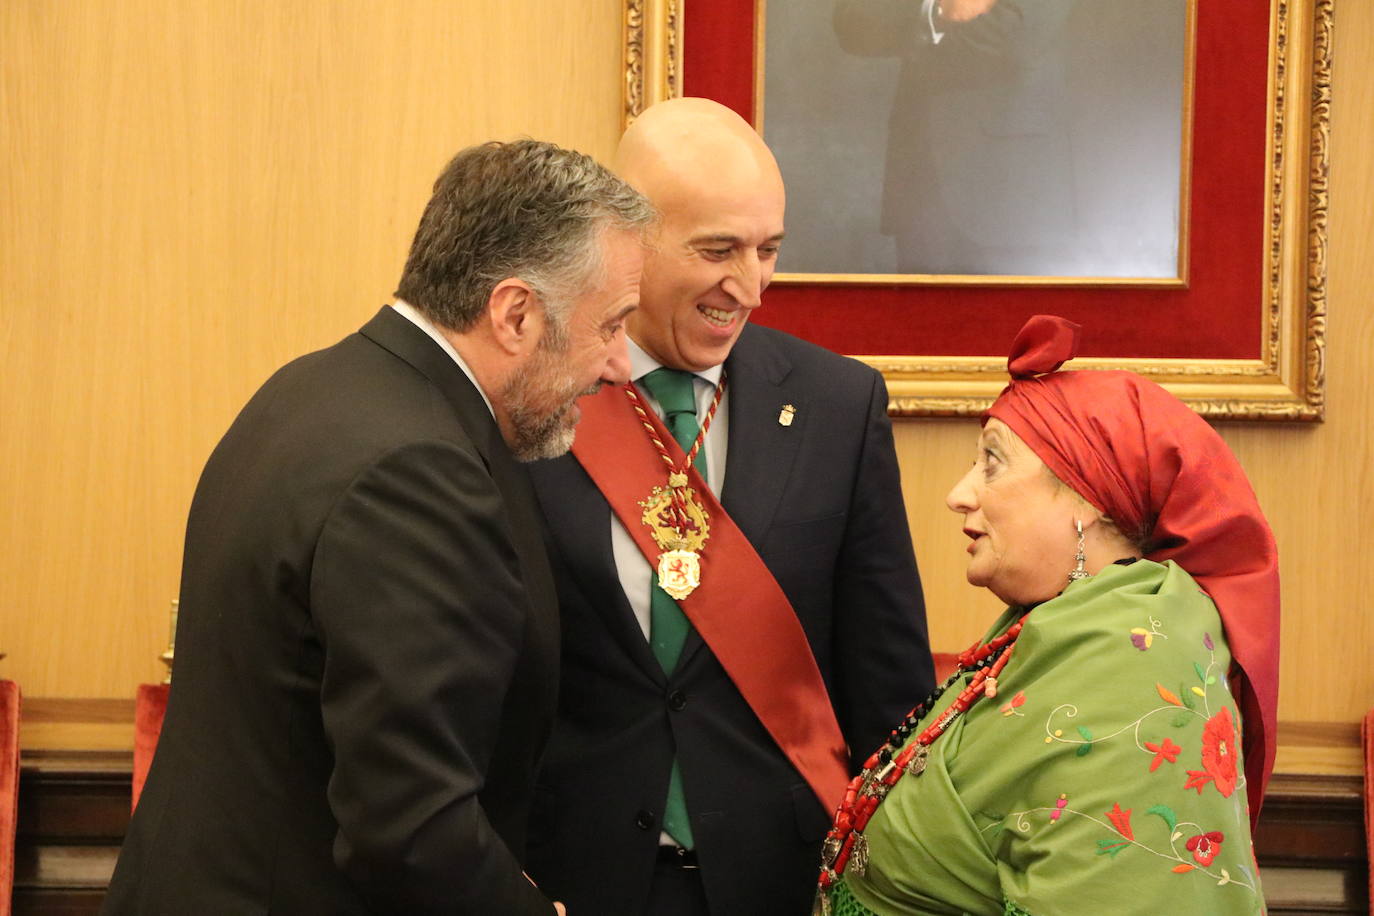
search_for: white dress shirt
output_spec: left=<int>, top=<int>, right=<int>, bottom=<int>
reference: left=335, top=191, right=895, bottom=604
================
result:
left=390, top=299, right=496, bottom=419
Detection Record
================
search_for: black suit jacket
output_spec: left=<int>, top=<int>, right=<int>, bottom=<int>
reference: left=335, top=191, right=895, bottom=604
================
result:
left=525, top=324, right=933, bottom=914
left=104, top=307, right=558, bottom=915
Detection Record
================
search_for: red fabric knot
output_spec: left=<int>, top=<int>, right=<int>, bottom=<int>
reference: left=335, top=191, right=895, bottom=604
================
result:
left=1006, top=315, right=1082, bottom=379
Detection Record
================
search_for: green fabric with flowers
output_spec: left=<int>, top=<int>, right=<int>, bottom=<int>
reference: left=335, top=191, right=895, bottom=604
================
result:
left=821, top=883, right=1038, bottom=916
left=826, top=880, right=879, bottom=916
left=1000, top=898, right=1035, bottom=916
left=831, top=560, right=1264, bottom=915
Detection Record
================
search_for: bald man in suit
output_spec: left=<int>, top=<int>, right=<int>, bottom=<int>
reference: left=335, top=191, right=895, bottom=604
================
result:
left=524, top=99, right=934, bottom=915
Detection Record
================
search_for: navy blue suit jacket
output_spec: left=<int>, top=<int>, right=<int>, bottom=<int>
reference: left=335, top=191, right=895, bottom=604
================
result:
left=526, top=323, right=932, bottom=914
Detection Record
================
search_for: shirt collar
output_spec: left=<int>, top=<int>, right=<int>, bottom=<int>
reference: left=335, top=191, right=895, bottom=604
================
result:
left=390, top=300, right=496, bottom=419
left=627, top=337, right=724, bottom=389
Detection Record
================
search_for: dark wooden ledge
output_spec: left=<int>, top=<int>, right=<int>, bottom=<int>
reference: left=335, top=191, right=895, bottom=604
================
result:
left=12, top=751, right=1370, bottom=914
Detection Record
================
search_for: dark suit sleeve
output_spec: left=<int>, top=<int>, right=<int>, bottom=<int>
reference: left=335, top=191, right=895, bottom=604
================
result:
left=310, top=440, right=554, bottom=915
left=831, top=370, right=935, bottom=763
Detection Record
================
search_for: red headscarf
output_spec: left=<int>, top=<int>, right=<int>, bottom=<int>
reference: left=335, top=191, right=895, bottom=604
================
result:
left=987, top=315, right=1280, bottom=822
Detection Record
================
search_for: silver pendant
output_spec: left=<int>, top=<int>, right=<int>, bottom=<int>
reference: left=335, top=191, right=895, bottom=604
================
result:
left=860, top=759, right=899, bottom=800
left=850, top=832, right=870, bottom=877
left=905, top=744, right=929, bottom=776
left=821, top=834, right=842, bottom=869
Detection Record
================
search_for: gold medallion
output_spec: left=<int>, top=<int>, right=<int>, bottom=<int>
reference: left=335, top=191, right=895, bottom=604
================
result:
left=638, top=484, right=710, bottom=553
left=624, top=374, right=727, bottom=602
left=656, top=548, right=701, bottom=600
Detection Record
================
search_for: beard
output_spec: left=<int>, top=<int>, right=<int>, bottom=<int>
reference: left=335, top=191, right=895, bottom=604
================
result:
left=500, top=334, right=601, bottom=462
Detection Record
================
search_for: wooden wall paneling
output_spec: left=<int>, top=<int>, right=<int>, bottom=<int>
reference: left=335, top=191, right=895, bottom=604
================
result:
left=1256, top=773, right=1368, bottom=913
left=0, top=0, right=625, bottom=697
left=1224, top=0, right=1374, bottom=740
left=0, top=0, right=1370, bottom=780
left=12, top=751, right=129, bottom=916
left=3, top=3, right=1372, bottom=910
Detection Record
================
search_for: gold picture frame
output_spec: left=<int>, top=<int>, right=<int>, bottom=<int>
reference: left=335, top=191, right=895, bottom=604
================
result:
left=623, top=0, right=1330, bottom=421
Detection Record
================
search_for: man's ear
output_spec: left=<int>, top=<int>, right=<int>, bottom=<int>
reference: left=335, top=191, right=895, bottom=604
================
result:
left=486, top=277, right=545, bottom=357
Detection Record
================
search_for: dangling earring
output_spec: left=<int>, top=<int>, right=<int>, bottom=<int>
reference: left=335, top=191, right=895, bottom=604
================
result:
left=1068, top=519, right=1089, bottom=582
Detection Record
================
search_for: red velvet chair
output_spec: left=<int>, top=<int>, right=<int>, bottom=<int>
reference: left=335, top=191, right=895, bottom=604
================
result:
left=132, top=683, right=170, bottom=812
left=1, top=679, right=20, bottom=916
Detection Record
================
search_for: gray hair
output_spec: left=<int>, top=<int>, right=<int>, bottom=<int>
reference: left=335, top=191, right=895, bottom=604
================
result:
left=395, top=139, right=655, bottom=335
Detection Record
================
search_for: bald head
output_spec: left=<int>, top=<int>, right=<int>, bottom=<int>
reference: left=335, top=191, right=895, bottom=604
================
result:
left=614, top=98, right=787, bottom=372
left=615, top=98, right=784, bottom=204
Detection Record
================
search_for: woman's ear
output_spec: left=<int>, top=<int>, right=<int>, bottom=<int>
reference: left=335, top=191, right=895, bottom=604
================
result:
left=1083, top=512, right=1143, bottom=559
left=1079, top=510, right=1107, bottom=530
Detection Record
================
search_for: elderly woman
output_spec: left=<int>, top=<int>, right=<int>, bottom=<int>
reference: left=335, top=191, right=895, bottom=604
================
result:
left=816, top=316, right=1277, bottom=915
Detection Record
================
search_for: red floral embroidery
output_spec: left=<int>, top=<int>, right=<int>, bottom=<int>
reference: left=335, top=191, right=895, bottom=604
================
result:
left=1184, top=708, right=1238, bottom=797
left=1185, top=830, right=1224, bottom=866
left=1105, top=803, right=1134, bottom=840
left=1145, top=737, right=1181, bottom=771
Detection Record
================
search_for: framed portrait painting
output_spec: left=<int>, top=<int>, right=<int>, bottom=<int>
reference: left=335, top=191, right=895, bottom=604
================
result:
left=622, top=0, right=1330, bottom=420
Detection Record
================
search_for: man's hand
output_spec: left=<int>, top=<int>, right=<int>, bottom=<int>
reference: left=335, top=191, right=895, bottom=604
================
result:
left=524, top=871, right=566, bottom=914
left=937, top=0, right=998, bottom=23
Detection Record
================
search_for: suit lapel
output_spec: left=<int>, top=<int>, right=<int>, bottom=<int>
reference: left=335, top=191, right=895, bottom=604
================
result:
left=358, top=306, right=557, bottom=622
left=532, top=458, right=667, bottom=685
left=359, top=306, right=497, bottom=462
left=719, top=325, right=802, bottom=547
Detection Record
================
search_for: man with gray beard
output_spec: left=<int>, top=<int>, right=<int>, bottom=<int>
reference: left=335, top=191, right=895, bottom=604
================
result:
left=104, top=140, right=653, bottom=915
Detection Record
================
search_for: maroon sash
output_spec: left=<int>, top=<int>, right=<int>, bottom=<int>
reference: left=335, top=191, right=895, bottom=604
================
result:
left=570, top=384, right=848, bottom=813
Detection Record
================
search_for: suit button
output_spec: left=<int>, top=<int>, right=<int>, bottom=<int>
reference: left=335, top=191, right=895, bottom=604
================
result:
left=635, top=809, right=656, bottom=830
left=668, top=690, right=687, bottom=712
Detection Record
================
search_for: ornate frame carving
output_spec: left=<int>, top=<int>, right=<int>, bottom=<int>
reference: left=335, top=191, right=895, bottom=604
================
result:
left=624, top=0, right=1330, bottom=420
left=623, top=0, right=681, bottom=130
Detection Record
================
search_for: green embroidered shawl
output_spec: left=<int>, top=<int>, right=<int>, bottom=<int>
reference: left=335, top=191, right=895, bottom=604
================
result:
left=834, top=560, right=1264, bottom=916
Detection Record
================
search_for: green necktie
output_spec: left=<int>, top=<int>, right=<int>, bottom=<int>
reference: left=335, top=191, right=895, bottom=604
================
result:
left=638, top=366, right=706, bottom=848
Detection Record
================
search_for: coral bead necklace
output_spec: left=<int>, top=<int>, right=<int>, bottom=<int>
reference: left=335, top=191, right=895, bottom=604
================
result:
left=815, top=615, right=1029, bottom=906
